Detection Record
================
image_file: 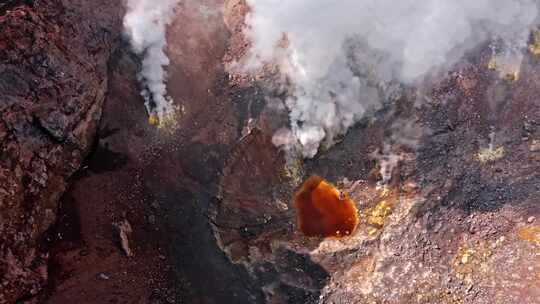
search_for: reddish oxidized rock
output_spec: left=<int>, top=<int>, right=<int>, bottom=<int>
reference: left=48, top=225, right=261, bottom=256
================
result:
left=0, top=1, right=122, bottom=302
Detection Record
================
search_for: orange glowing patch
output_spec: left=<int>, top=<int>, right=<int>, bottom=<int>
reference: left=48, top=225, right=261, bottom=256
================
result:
left=294, top=176, right=359, bottom=238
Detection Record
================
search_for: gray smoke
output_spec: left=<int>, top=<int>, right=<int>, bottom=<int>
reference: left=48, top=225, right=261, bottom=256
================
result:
left=243, top=0, right=538, bottom=158
left=123, top=0, right=180, bottom=120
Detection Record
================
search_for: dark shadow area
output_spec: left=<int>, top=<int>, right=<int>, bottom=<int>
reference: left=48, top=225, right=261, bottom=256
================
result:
left=97, top=124, right=121, bottom=140
left=444, top=170, right=539, bottom=213
left=0, top=0, right=33, bottom=16
left=39, top=181, right=84, bottom=301
left=85, top=144, right=129, bottom=174
left=179, top=141, right=226, bottom=185
left=163, top=188, right=265, bottom=303
left=246, top=249, right=330, bottom=304
left=229, top=83, right=267, bottom=138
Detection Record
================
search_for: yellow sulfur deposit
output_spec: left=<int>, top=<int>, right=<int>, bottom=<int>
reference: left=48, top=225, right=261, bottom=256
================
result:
left=529, top=30, right=540, bottom=56
left=364, top=185, right=399, bottom=229
left=147, top=109, right=181, bottom=132
left=518, top=227, right=540, bottom=246
left=477, top=147, right=505, bottom=163
left=156, top=112, right=179, bottom=130
left=505, top=70, right=520, bottom=82
left=487, top=57, right=498, bottom=70
left=379, top=186, right=391, bottom=198
left=459, top=249, right=475, bottom=264
left=367, top=200, right=394, bottom=227
left=487, top=56, right=520, bottom=82
left=148, top=114, right=159, bottom=126
left=453, top=246, right=480, bottom=285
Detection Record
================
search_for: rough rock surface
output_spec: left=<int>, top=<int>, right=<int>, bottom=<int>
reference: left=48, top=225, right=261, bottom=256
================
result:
left=211, top=2, right=540, bottom=303
left=213, top=58, right=540, bottom=302
left=0, top=1, right=122, bottom=302
left=45, top=1, right=260, bottom=302
left=2, top=0, right=539, bottom=303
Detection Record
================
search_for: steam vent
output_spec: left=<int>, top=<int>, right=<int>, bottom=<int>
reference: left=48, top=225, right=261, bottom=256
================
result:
left=294, top=176, right=359, bottom=237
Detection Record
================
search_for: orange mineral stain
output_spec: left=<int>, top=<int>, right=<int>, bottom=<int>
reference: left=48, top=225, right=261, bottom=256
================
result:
left=294, top=176, right=359, bottom=238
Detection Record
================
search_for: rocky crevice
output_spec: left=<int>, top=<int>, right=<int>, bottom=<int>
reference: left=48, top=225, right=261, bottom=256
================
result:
left=0, top=1, right=123, bottom=302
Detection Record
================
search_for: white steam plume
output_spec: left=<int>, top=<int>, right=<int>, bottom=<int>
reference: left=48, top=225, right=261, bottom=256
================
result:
left=243, top=0, right=538, bottom=158
left=123, top=0, right=180, bottom=121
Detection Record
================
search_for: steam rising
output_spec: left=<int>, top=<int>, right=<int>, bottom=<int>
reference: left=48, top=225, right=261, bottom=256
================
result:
left=244, top=0, right=538, bottom=158
left=123, top=0, right=180, bottom=120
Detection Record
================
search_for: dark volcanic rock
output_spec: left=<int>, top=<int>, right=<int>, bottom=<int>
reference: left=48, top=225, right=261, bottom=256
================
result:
left=0, top=1, right=122, bottom=302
